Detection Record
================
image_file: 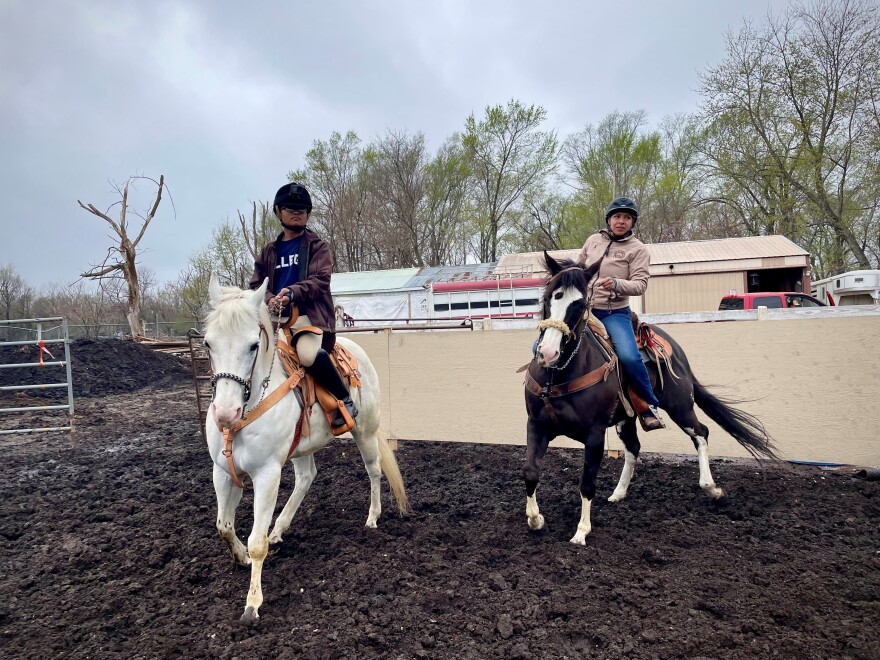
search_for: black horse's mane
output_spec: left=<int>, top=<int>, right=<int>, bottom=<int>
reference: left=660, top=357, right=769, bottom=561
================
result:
left=542, top=259, right=589, bottom=307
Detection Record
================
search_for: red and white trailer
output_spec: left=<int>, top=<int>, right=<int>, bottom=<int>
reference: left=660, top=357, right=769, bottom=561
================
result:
left=428, top=277, right=547, bottom=320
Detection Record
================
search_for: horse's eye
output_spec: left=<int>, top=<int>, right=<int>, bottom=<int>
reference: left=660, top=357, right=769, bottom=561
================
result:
left=553, top=291, right=563, bottom=300
left=249, top=342, right=259, bottom=352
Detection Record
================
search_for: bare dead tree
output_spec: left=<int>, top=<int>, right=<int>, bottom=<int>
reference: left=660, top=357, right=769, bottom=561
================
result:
left=77, top=174, right=169, bottom=338
left=237, top=201, right=275, bottom=263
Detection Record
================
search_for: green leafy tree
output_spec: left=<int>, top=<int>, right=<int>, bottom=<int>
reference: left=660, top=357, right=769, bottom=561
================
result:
left=291, top=131, right=378, bottom=272
left=563, top=110, right=662, bottom=236
left=699, top=0, right=880, bottom=275
left=464, top=99, right=558, bottom=262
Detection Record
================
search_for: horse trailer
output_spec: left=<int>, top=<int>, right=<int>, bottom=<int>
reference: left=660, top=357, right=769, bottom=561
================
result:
left=428, top=277, right=546, bottom=320
left=811, top=270, right=880, bottom=306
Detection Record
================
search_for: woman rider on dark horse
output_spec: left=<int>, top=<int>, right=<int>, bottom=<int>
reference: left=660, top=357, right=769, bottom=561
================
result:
left=575, top=196, right=665, bottom=431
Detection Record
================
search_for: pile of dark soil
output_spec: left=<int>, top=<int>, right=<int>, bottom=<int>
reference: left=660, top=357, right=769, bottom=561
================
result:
left=0, top=338, right=191, bottom=398
left=1, top=384, right=877, bottom=659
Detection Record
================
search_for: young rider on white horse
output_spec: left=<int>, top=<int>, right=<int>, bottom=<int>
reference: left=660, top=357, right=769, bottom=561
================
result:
left=248, top=182, right=358, bottom=428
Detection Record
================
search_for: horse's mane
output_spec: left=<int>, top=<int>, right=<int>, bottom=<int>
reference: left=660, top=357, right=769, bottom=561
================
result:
left=542, top=259, right=589, bottom=306
left=205, top=285, right=274, bottom=361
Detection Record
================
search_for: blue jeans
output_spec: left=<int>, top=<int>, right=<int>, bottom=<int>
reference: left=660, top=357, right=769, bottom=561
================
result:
left=593, top=307, right=659, bottom=408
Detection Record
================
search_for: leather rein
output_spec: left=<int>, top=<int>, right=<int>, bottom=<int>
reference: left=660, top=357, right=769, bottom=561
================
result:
left=526, top=274, right=618, bottom=422
left=526, top=314, right=617, bottom=400
left=211, top=312, right=307, bottom=489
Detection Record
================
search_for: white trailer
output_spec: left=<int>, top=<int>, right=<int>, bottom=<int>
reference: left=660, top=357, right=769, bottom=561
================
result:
left=811, top=270, right=880, bottom=306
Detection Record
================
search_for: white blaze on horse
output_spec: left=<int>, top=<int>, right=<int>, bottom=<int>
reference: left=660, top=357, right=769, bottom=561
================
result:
left=203, top=274, right=408, bottom=621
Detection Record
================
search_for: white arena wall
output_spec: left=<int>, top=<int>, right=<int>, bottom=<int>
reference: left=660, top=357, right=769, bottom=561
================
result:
left=341, top=308, right=880, bottom=467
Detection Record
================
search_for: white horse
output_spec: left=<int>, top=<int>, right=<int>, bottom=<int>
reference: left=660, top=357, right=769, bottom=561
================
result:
left=203, top=275, right=408, bottom=621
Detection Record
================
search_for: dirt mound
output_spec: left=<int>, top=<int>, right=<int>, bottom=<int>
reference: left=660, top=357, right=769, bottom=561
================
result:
left=0, top=338, right=192, bottom=398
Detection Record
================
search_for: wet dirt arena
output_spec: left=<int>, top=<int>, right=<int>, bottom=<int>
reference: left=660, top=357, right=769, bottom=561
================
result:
left=1, top=340, right=878, bottom=659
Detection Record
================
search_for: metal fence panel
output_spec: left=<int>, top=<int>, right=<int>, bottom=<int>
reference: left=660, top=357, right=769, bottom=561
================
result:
left=0, top=317, right=75, bottom=442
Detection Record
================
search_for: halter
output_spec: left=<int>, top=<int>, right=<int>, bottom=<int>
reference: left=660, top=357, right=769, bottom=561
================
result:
left=210, top=324, right=270, bottom=407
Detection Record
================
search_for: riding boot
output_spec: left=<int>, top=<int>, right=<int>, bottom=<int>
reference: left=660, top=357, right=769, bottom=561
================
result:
left=307, top=349, right=359, bottom=428
left=627, top=386, right=665, bottom=432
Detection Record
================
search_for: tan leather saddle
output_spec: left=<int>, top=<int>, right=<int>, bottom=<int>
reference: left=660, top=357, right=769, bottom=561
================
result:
left=277, top=323, right=361, bottom=438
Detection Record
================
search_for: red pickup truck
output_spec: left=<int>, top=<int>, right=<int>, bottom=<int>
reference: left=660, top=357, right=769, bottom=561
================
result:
left=718, top=292, right=826, bottom=310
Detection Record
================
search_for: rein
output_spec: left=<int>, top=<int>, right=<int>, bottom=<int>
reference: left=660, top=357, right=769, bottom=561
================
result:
left=213, top=311, right=307, bottom=489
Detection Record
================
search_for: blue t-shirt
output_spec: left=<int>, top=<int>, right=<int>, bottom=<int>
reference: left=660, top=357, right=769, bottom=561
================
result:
left=274, top=236, right=302, bottom=304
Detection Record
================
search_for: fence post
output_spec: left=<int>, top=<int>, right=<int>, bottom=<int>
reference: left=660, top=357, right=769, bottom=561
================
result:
left=62, top=318, right=76, bottom=447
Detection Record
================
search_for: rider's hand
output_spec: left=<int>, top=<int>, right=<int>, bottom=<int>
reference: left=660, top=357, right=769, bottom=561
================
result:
left=596, top=277, right=614, bottom=290
left=268, top=289, right=295, bottom=315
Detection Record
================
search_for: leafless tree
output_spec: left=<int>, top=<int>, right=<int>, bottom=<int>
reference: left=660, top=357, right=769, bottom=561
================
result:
left=77, top=174, right=170, bottom=337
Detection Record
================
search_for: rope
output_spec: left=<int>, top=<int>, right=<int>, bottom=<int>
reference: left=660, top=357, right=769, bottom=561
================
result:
left=537, top=318, right=572, bottom=337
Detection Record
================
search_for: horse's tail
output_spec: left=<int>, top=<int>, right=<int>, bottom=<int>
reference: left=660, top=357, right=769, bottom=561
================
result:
left=378, top=433, right=410, bottom=515
left=692, top=377, right=778, bottom=460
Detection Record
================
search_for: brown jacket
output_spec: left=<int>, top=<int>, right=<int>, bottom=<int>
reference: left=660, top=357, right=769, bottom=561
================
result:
left=248, top=228, right=336, bottom=333
left=576, top=229, right=650, bottom=310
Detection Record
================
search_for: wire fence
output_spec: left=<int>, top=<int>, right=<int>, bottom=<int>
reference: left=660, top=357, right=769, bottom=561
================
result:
left=0, top=319, right=201, bottom=342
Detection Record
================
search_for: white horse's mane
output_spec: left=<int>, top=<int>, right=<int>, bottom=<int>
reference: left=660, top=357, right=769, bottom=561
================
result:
left=205, top=285, right=274, bottom=362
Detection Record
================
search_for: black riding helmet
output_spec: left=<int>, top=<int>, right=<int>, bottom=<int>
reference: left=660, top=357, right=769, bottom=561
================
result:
left=274, top=182, right=313, bottom=212
left=605, top=196, right=638, bottom=224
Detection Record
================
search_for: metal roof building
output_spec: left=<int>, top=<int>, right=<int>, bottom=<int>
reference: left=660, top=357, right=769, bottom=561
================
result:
left=494, top=235, right=813, bottom=313
left=331, top=268, right=422, bottom=296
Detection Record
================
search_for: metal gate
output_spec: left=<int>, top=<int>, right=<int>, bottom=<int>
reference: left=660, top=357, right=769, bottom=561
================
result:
left=187, top=329, right=211, bottom=441
left=0, top=317, right=75, bottom=443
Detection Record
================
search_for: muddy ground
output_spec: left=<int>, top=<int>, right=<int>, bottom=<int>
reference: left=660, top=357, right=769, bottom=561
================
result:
left=0, top=339, right=878, bottom=659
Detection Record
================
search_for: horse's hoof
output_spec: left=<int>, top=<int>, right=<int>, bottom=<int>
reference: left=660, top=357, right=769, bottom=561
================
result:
left=240, top=606, right=260, bottom=625
left=712, top=494, right=730, bottom=507
left=703, top=485, right=725, bottom=501
left=527, top=514, right=545, bottom=531
left=267, top=541, right=282, bottom=557
left=569, top=535, right=588, bottom=546
left=608, top=491, right=626, bottom=503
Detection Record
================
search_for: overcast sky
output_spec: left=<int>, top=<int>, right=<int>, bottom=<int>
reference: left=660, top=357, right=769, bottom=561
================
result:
left=0, top=0, right=791, bottom=289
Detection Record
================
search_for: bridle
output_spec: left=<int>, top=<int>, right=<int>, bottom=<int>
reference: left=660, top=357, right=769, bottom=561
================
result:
left=209, top=324, right=270, bottom=408
left=537, top=311, right=587, bottom=371
left=537, top=267, right=589, bottom=371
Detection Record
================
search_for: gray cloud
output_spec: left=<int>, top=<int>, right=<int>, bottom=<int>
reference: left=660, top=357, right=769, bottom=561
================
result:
left=0, top=0, right=790, bottom=288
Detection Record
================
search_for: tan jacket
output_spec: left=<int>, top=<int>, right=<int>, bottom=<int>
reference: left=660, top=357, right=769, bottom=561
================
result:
left=576, top=229, right=650, bottom=310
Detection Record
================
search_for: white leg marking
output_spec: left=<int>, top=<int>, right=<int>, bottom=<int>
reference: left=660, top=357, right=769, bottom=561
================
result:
left=213, top=464, right=250, bottom=565
left=243, top=469, right=282, bottom=620
left=685, top=427, right=725, bottom=500
left=526, top=492, right=545, bottom=530
left=609, top=450, right=637, bottom=502
left=570, top=496, right=592, bottom=545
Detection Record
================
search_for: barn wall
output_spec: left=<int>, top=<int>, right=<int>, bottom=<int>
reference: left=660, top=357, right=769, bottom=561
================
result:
left=344, top=313, right=880, bottom=466
left=645, top=272, right=745, bottom=313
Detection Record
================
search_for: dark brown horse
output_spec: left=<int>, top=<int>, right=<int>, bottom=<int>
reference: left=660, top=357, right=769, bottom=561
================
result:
left=524, top=253, right=777, bottom=544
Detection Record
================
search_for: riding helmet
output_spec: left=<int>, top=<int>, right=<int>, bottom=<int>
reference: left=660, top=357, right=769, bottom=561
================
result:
left=605, top=197, right=639, bottom=222
left=274, top=182, right=313, bottom=212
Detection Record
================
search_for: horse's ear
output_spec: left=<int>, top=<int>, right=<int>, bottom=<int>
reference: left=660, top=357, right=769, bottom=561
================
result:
left=208, top=272, right=224, bottom=307
left=582, top=258, right=601, bottom=283
left=544, top=251, right=562, bottom=276
left=251, top=278, right=269, bottom=307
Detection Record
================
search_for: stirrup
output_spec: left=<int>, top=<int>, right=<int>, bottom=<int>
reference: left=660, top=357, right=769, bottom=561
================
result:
left=331, top=396, right=359, bottom=428
left=639, top=405, right=666, bottom=432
